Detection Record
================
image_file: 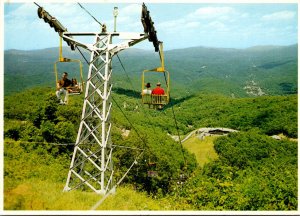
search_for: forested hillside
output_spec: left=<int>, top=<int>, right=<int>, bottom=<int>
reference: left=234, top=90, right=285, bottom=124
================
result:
left=4, top=44, right=297, bottom=96
left=3, top=42, right=298, bottom=210
left=3, top=86, right=298, bottom=210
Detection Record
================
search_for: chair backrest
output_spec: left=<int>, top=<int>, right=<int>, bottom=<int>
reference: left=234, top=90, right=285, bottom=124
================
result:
left=142, top=94, right=152, bottom=104
left=152, top=94, right=167, bottom=105
left=142, top=94, right=168, bottom=105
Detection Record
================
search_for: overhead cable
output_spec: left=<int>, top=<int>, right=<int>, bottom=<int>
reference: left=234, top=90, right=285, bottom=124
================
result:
left=4, top=140, right=75, bottom=146
left=77, top=3, right=103, bottom=27
left=76, top=47, right=89, bottom=65
left=163, top=72, right=187, bottom=166
left=116, top=54, right=157, bottom=135
left=111, top=96, right=148, bottom=150
left=91, top=151, right=143, bottom=210
left=33, top=2, right=41, bottom=7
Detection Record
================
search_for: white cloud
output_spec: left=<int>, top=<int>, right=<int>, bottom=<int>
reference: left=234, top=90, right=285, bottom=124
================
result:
left=158, top=18, right=185, bottom=29
left=5, top=3, right=31, bottom=15
left=241, top=13, right=249, bottom=18
left=5, top=3, right=45, bottom=34
left=157, top=6, right=238, bottom=34
left=186, top=21, right=200, bottom=29
left=5, top=3, right=95, bottom=32
left=117, top=4, right=141, bottom=26
left=261, top=11, right=295, bottom=21
left=5, top=3, right=35, bottom=22
left=44, top=3, right=96, bottom=31
left=187, top=6, right=236, bottom=20
left=106, top=4, right=142, bottom=32
left=120, top=4, right=141, bottom=16
left=45, top=3, right=80, bottom=16
left=206, top=21, right=229, bottom=32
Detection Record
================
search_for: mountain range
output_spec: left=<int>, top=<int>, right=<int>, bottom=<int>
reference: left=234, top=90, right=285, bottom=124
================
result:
left=4, top=44, right=297, bottom=97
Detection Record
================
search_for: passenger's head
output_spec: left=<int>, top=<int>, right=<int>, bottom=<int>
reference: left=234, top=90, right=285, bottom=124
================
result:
left=156, top=82, right=161, bottom=86
left=62, top=72, right=68, bottom=78
left=145, top=83, right=151, bottom=88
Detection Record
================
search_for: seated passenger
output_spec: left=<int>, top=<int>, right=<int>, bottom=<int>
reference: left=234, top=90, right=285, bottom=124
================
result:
left=142, top=82, right=152, bottom=105
left=142, top=82, right=152, bottom=95
left=72, top=78, right=78, bottom=86
left=68, top=78, right=80, bottom=93
left=152, top=82, right=165, bottom=95
left=152, top=82, right=165, bottom=109
left=56, top=72, right=72, bottom=104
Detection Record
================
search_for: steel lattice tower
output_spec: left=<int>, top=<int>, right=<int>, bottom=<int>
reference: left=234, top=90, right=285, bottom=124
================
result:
left=63, top=32, right=147, bottom=194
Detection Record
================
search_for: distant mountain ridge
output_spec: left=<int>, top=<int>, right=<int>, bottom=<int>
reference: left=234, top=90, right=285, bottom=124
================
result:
left=163, top=44, right=297, bottom=97
left=4, top=44, right=297, bottom=96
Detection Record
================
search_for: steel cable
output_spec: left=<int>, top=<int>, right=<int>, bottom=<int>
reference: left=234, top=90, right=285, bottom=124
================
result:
left=77, top=3, right=103, bottom=27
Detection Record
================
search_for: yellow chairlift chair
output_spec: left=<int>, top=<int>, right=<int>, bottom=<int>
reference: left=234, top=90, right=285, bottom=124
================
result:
left=54, top=37, right=84, bottom=104
left=141, top=42, right=170, bottom=109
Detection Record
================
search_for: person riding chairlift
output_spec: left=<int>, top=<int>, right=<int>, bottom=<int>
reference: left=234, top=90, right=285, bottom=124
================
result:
left=68, top=78, right=80, bottom=93
left=152, top=82, right=165, bottom=95
left=142, top=82, right=152, bottom=106
left=152, top=82, right=165, bottom=109
left=56, top=72, right=72, bottom=105
left=142, top=82, right=152, bottom=95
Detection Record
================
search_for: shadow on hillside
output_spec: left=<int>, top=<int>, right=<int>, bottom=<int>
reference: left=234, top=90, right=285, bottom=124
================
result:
left=113, top=87, right=140, bottom=99
left=113, top=87, right=195, bottom=109
left=164, top=94, right=195, bottom=110
left=258, top=60, right=294, bottom=69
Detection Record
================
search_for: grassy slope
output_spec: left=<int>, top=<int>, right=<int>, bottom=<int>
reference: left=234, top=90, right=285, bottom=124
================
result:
left=182, top=135, right=218, bottom=167
left=4, top=179, right=175, bottom=210
left=3, top=140, right=189, bottom=211
left=4, top=140, right=195, bottom=210
left=4, top=133, right=211, bottom=211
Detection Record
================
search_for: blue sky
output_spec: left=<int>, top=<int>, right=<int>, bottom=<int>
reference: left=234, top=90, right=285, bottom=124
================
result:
left=3, top=1, right=298, bottom=51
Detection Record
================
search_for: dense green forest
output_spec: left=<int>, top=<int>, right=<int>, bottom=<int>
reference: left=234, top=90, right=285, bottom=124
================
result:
left=178, top=131, right=297, bottom=210
left=4, top=44, right=297, bottom=96
left=3, top=85, right=298, bottom=210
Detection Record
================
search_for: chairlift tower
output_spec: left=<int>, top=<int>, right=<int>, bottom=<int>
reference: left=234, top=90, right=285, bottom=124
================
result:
left=61, top=31, right=148, bottom=194
left=36, top=3, right=158, bottom=195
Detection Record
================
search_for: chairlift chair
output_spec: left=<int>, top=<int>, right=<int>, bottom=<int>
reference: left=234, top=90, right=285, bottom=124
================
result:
left=54, top=58, right=84, bottom=95
left=54, top=37, right=84, bottom=103
left=141, top=70, right=170, bottom=106
left=141, top=42, right=170, bottom=109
